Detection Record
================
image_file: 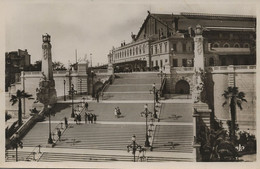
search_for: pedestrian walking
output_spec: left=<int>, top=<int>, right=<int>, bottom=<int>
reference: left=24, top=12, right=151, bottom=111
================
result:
left=117, top=107, right=121, bottom=116
left=84, top=112, right=88, bottom=124
left=85, top=102, right=89, bottom=110
left=64, top=117, right=68, bottom=128
left=114, top=108, right=118, bottom=118
left=89, top=113, right=93, bottom=123
left=57, top=129, right=61, bottom=141
left=93, top=114, right=97, bottom=123
left=96, top=93, right=99, bottom=103
left=78, top=114, right=81, bottom=124
left=91, top=113, right=94, bottom=123
left=74, top=114, right=78, bottom=124
left=87, top=113, right=91, bottom=123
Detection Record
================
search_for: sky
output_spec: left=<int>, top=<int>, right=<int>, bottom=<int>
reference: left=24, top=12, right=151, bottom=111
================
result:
left=3, top=0, right=257, bottom=67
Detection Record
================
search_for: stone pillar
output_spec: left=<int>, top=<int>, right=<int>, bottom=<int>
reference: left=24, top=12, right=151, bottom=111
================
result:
left=42, top=34, right=54, bottom=80
left=36, top=34, right=57, bottom=106
left=192, top=25, right=205, bottom=103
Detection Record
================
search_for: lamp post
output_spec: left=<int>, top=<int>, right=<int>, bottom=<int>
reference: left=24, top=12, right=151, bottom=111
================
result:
left=91, top=70, right=94, bottom=98
left=13, top=132, right=23, bottom=162
left=69, top=84, right=77, bottom=118
left=127, top=135, right=143, bottom=162
left=47, top=105, right=53, bottom=144
left=140, top=106, right=152, bottom=147
left=150, top=83, right=158, bottom=119
left=63, top=80, right=66, bottom=101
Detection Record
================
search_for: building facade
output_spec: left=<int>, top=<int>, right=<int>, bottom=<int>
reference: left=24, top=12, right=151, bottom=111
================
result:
left=108, top=12, right=256, bottom=132
left=108, top=12, right=256, bottom=70
left=5, top=49, right=31, bottom=91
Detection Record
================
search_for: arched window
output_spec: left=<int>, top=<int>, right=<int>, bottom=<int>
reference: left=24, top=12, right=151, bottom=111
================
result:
left=209, top=57, right=214, bottom=66
left=234, top=43, right=240, bottom=48
left=243, top=43, right=250, bottom=48
left=223, top=43, right=230, bottom=48
left=213, top=43, right=219, bottom=48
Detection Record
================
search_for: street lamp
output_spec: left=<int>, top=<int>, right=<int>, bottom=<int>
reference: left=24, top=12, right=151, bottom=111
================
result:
left=63, top=80, right=66, bottom=101
left=12, top=132, right=23, bottom=162
left=127, top=135, right=143, bottom=162
left=91, top=70, right=95, bottom=98
left=140, top=106, right=153, bottom=147
left=69, top=84, right=77, bottom=118
left=47, top=105, right=53, bottom=144
left=150, top=83, right=158, bottom=119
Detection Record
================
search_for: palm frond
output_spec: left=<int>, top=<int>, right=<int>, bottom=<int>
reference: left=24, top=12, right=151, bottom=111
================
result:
left=222, top=101, right=227, bottom=107
left=236, top=100, right=243, bottom=110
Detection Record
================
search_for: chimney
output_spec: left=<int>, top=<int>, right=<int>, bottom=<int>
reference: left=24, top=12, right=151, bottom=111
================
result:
left=172, top=17, right=179, bottom=33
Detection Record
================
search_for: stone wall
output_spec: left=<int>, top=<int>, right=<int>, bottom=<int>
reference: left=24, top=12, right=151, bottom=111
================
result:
left=211, top=70, right=256, bottom=133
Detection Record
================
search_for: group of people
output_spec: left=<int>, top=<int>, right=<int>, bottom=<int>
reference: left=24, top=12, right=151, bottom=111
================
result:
left=85, top=112, right=97, bottom=124
left=74, top=112, right=82, bottom=125
left=114, top=107, right=121, bottom=118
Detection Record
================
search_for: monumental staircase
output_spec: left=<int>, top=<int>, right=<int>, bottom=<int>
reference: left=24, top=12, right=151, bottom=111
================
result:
left=6, top=72, right=195, bottom=162
left=102, top=72, right=161, bottom=100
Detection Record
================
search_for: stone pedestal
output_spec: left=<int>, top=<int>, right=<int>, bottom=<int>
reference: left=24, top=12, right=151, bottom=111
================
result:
left=164, top=63, right=171, bottom=74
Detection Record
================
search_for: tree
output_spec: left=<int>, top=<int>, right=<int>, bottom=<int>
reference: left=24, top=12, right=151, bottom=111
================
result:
left=10, top=90, right=33, bottom=126
left=52, top=61, right=67, bottom=70
left=222, top=87, right=247, bottom=142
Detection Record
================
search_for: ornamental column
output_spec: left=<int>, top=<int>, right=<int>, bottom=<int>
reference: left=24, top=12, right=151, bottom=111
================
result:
left=36, top=34, right=57, bottom=106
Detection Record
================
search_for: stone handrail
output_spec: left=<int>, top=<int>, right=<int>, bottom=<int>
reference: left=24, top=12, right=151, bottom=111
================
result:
left=9, top=107, right=45, bottom=142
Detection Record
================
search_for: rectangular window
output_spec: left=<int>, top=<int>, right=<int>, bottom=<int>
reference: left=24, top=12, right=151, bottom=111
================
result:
left=173, top=59, right=178, bottom=67
left=182, top=59, right=187, bottom=67
left=165, top=42, right=167, bottom=52
left=159, top=44, right=162, bottom=53
left=172, top=44, right=177, bottom=52
left=156, top=60, right=158, bottom=66
left=151, top=61, right=154, bottom=67
left=183, top=43, right=186, bottom=52
left=160, top=60, right=163, bottom=68
left=151, top=46, right=153, bottom=55
left=155, top=45, right=158, bottom=54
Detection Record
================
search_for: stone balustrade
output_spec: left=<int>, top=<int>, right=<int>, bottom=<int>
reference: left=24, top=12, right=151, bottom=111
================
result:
left=207, top=65, right=256, bottom=73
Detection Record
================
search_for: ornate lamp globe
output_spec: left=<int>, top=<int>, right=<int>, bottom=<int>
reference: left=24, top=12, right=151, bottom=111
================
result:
left=132, top=135, right=136, bottom=142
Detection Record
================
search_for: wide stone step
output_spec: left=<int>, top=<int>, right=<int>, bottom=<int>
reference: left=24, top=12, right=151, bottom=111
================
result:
left=102, top=92, right=154, bottom=100
left=105, top=84, right=160, bottom=92
left=113, top=78, right=161, bottom=85
left=152, top=125, right=194, bottom=153
left=38, top=152, right=193, bottom=162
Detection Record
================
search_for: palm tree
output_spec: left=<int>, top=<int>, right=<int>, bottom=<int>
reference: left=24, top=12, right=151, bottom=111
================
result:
left=10, top=90, right=33, bottom=126
left=222, top=87, right=247, bottom=142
